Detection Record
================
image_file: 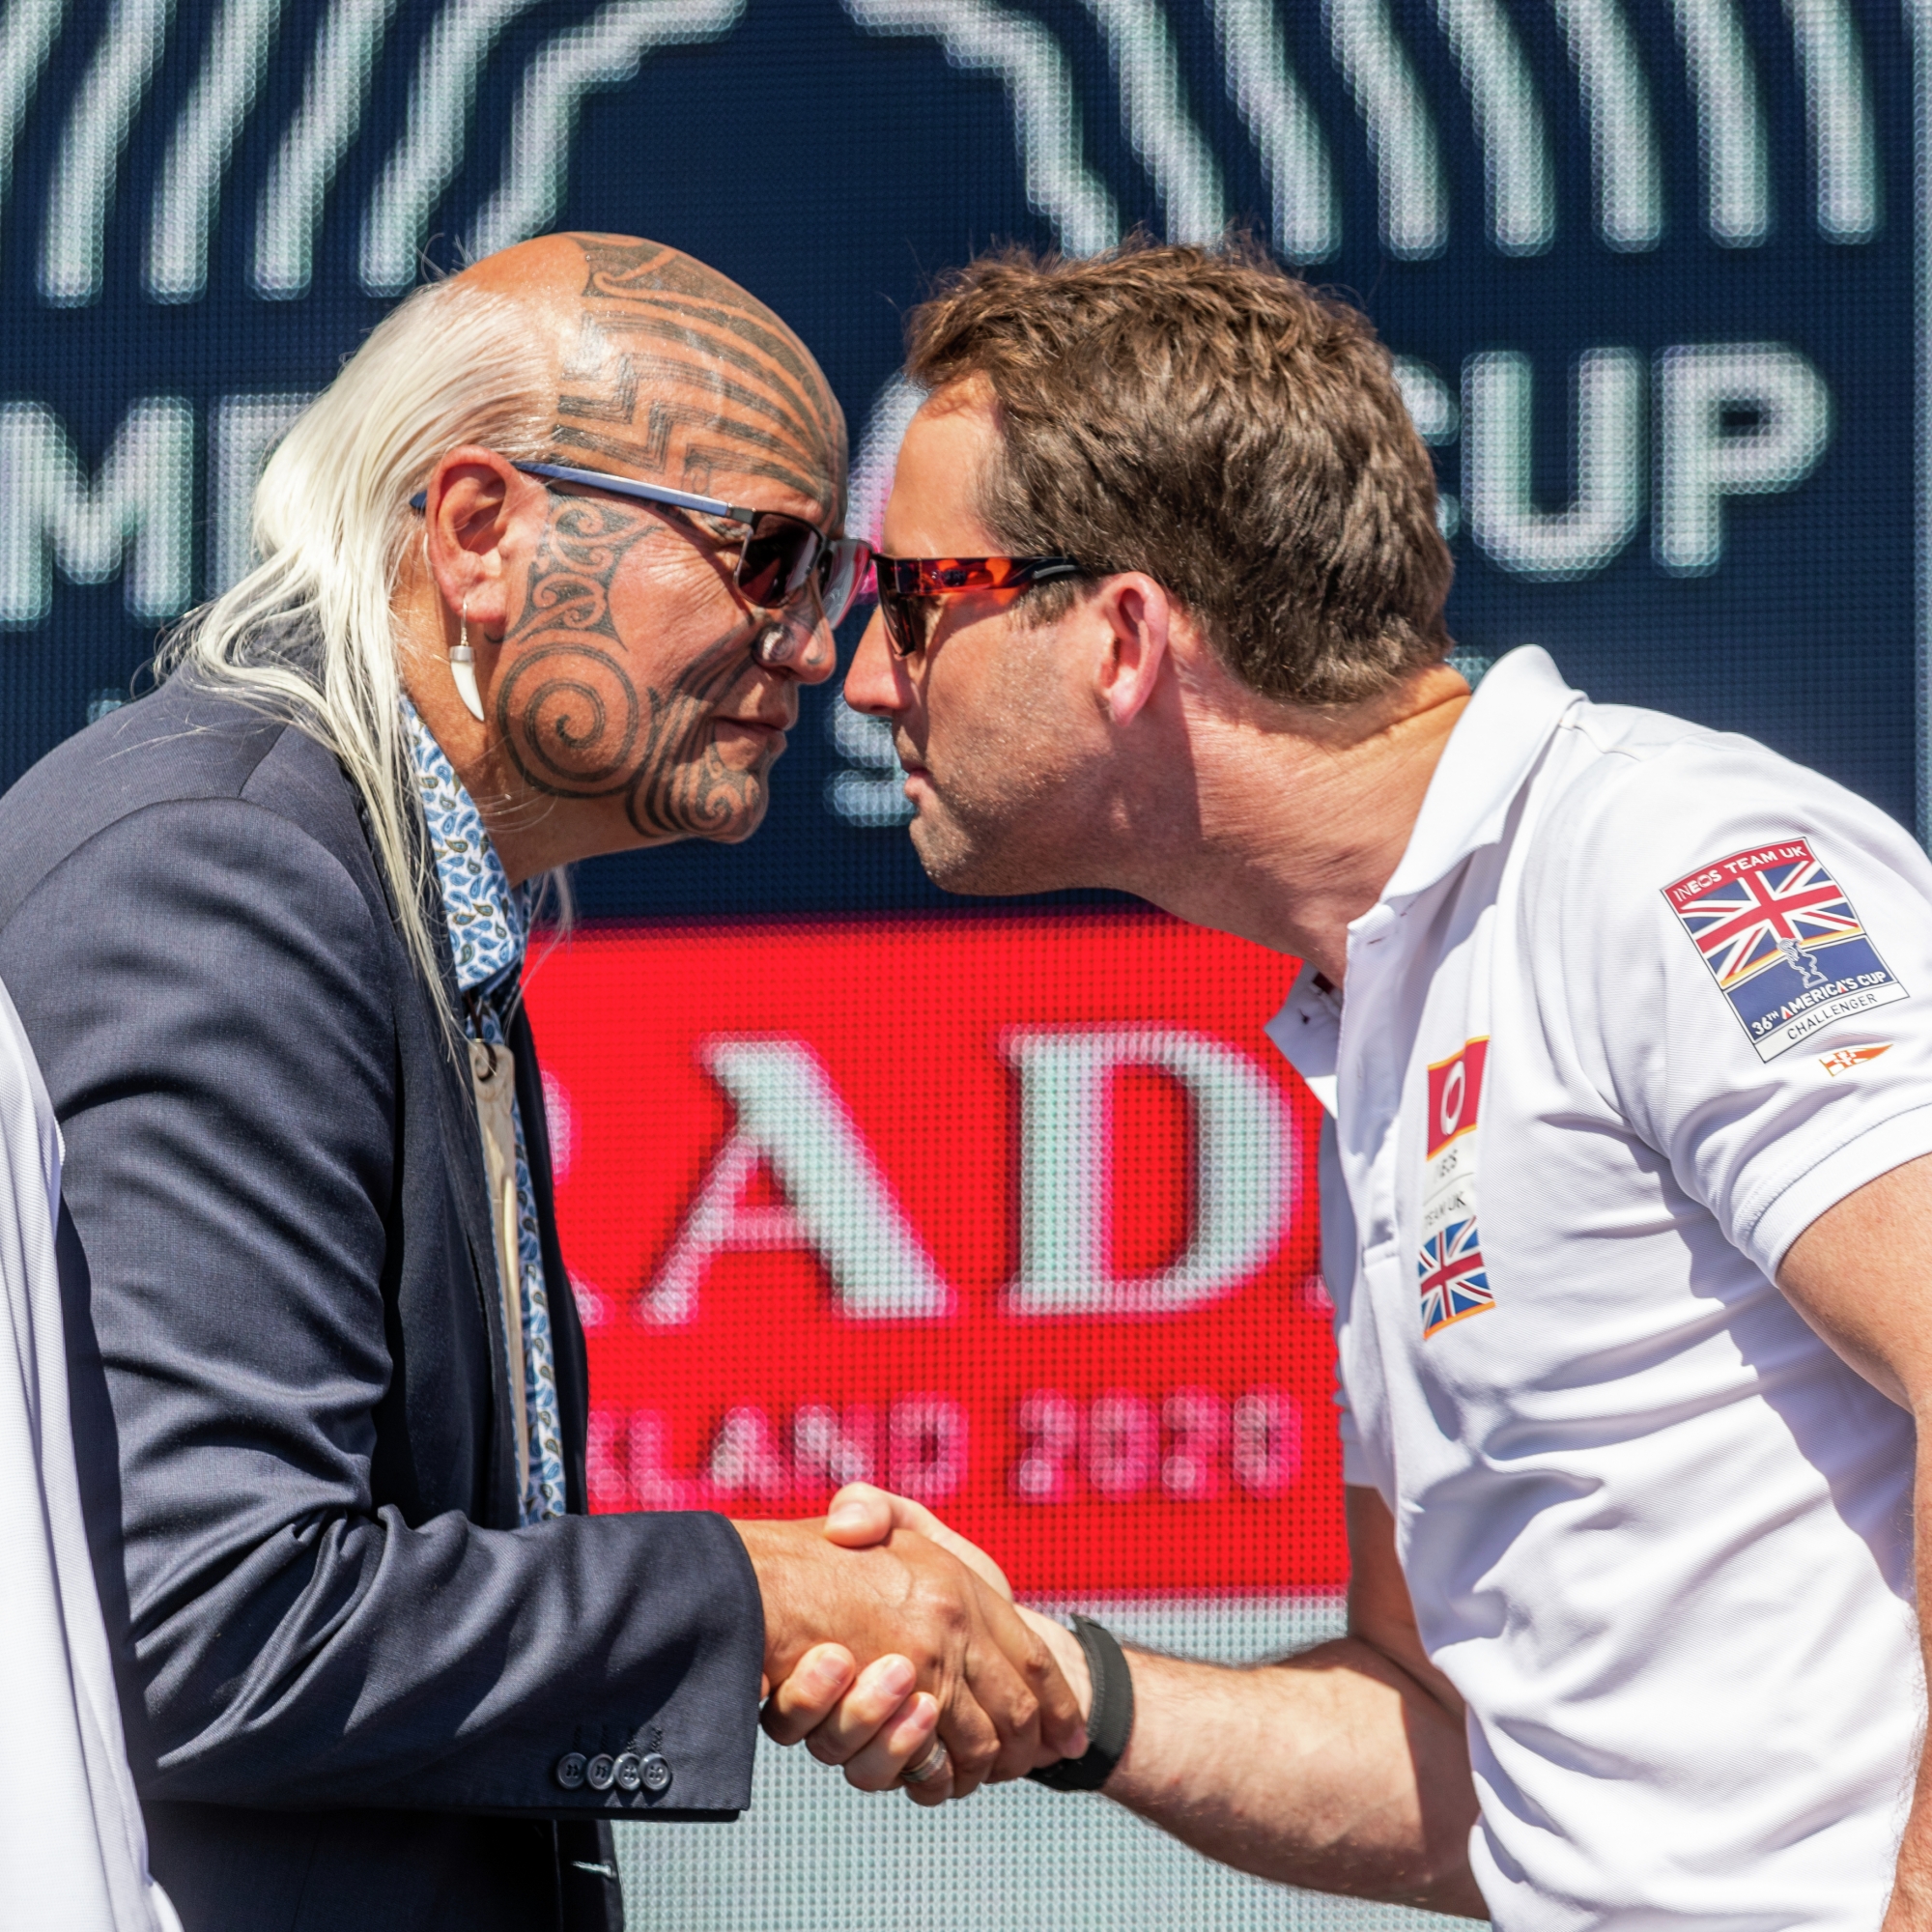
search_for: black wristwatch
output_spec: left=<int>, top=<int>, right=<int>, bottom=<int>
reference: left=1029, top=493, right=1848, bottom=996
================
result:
left=1027, top=1615, right=1135, bottom=1792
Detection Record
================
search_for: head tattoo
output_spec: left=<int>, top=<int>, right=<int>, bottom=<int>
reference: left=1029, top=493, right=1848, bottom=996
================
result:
left=492, top=236, right=843, bottom=841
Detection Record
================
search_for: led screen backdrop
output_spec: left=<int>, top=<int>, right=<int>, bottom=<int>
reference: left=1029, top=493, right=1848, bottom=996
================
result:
left=0, top=4, right=1916, bottom=1928
left=530, top=918, right=1334, bottom=1595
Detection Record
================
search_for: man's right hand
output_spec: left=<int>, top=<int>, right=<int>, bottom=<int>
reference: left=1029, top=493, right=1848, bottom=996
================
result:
left=733, top=1517, right=1086, bottom=1798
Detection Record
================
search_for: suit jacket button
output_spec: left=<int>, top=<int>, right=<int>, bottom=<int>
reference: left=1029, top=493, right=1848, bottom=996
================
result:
left=640, top=1753, right=672, bottom=1795
left=555, top=1753, right=587, bottom=1790
left=585, top=1754, right=616, bottom=1791
left=613, top=1753, right=642, bottom=1793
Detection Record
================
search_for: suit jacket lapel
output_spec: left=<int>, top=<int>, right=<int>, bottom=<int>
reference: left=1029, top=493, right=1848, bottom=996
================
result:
left=365, top=775, right=568, bottom=1528
left=391, top=808, right=526, bottom=1529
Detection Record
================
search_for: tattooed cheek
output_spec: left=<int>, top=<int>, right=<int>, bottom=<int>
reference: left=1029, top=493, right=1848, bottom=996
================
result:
left=498, top=642, right=647, bottom=795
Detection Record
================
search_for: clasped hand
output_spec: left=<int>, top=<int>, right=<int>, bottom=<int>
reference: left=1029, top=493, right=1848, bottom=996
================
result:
left=736, top=1491, right=1093, bottom=1805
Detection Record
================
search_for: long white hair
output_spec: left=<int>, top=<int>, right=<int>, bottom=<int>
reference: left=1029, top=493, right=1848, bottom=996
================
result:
left=159, top=278, right=558, bottom=1002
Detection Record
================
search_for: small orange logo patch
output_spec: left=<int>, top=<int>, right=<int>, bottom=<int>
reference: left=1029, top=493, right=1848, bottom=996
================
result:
left=1818, top=1043, right=1892, bottom=1076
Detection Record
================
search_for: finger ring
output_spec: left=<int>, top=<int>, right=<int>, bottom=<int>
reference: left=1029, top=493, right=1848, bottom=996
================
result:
left=898, top=1739, right=950, bottom=1786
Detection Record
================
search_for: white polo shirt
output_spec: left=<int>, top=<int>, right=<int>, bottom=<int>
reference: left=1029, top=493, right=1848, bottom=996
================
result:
left=1267, top=647, right=1923, bottom=1931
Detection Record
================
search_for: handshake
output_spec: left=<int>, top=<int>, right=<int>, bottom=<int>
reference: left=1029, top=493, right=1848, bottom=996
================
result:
left=734, top=1486, right=1099, bottom=1805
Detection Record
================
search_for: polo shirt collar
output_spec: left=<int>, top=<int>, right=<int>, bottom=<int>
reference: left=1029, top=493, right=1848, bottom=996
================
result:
left=1266, top=647, right=1580, bottom=1103
left=1377, top=645, right=1581, bottom=906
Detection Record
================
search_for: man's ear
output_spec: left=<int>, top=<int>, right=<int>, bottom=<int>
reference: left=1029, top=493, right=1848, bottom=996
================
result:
left=421, top=445, right=539, bottom=637
left=1090, top=573, right=1173, bottom=728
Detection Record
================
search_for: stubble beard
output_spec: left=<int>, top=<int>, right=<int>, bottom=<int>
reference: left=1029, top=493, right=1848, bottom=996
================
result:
left=905, top=764, right=1073, bottom=897
left=901, top=625, right=1087, bottom=895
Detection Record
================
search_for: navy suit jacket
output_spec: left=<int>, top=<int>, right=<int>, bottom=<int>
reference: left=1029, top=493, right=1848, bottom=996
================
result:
left=0, top=678, right=764, bottom=1932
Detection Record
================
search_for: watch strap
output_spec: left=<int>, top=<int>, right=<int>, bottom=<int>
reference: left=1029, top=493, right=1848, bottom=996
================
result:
left=1027, top=1614, right=1134, bottom=1792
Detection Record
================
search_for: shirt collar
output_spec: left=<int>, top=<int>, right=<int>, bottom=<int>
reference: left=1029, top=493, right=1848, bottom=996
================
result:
left=1377, top=644, right=1581, bottom=905
left=1265, top=647, right=1579, bottom=1088
left=1265, top=965, right=1342, bottom=1111
left=401, top=697, right=530, bottom=997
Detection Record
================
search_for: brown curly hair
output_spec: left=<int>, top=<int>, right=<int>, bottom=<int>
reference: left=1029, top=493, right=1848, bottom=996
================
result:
left=902, top=237, right=1453, bottom=708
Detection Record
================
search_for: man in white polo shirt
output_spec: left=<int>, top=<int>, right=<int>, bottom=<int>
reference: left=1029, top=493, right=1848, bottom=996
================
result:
left=1261, top=640, right=1920, bottom=1924
left=795, top=239, right=1930, bottom=1929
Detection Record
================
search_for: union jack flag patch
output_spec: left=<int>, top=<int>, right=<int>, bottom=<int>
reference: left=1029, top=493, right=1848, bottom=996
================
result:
left=1662, top=839, right=1907, bottom=1061
left=1419, top=1213, right=1493, bottom=1338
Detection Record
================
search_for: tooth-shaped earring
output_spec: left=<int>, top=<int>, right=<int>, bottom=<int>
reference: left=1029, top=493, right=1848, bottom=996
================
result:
left=450, top=597, right=485, bottom=723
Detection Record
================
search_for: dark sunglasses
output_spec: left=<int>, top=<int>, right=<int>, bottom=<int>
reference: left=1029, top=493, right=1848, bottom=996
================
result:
left=410, top=460, right=871, bottom=629
left=871, top=554, right=1084, bottom=658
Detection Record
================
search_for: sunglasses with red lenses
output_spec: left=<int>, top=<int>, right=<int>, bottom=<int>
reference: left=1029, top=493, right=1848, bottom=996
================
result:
left=871, top=554, right=1084, bottom=657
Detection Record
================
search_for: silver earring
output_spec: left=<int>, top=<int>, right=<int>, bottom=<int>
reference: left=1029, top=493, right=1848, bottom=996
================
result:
left=450, top=598, right=485, bottom=722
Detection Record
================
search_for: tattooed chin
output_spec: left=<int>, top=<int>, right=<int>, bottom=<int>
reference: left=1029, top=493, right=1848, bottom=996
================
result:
left=622, top=661, right=777, bottom=844
left=668, top=741, right=775, bottom=843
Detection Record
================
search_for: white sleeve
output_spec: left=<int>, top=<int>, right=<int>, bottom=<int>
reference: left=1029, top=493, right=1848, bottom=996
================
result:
left=1537, top=737, right=1932, bottom=1279
left=0, top=978, right=176, bottom=1931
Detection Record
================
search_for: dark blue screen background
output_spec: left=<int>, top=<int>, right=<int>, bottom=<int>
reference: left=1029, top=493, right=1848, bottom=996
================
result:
left=0, top=0, right=1917, bottom=915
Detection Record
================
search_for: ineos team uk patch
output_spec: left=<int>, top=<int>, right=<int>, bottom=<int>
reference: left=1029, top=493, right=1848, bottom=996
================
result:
left=1662, top=839, right=1907, bottom=1060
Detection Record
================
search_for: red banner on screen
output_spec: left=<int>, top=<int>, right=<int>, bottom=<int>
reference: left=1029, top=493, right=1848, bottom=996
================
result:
left=525, top=913, right=1343, bottom=1594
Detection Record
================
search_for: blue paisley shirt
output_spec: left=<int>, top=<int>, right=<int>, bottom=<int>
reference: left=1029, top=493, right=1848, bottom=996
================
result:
left=402, top=698, right=567, bottom=1524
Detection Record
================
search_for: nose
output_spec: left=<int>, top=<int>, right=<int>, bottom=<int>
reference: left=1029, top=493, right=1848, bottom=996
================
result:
left=754, top=582, right=838, bottom=684
left=792, top=580, right=837, bottom=685
left=842, top=607, right=904, bottom=718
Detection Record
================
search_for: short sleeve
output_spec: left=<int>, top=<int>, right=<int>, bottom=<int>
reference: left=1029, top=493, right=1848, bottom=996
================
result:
left=1536, top=733, right=1932, bottom=1279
